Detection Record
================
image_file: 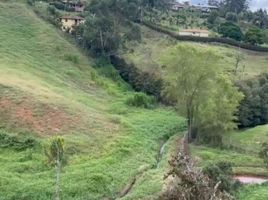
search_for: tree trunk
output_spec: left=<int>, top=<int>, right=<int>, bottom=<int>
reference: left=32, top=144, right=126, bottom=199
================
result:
left=187, top=108, right=193, bottom=143
left=55, top=147, right=61, bottom=200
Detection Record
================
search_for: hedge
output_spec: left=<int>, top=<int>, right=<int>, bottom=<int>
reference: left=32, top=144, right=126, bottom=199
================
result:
left=110, top=55, right=164, bottom=101
left=142, top=21, right=268, bottom=52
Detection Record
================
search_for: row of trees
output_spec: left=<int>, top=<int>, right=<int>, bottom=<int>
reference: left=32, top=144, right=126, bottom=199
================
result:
left=206, top=0, right=267, bottom=44
left=217, top=22, right=265, bottom=44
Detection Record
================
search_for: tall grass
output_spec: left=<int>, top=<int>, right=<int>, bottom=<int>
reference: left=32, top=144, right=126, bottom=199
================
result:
left=0, top=2, right=186, bottom=199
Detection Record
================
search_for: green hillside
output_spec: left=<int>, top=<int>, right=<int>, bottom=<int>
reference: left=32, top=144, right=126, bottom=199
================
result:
left=122, top=26, right=268, bottom=78
left=0, top=2, right=185, bottom=199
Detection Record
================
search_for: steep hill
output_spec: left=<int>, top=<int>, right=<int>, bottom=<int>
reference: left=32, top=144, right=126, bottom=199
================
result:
left=0, top=2, right=185, bottom=199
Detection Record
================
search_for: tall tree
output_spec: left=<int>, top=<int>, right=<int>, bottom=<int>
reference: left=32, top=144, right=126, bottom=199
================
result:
left=224, top=0, right=249, bottom=14
left=161, top=45, right=243, bottom=143
left=252, top=9, right=268, bottom=29
left=208, top=0, right=220, bottom=7
left=44, top=137, right=65, bottom=200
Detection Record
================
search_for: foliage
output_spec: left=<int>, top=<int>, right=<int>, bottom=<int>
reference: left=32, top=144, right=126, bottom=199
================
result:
left=218, top=22, right=243, bottom=41
left=203, top=161, right=239, bottom=193
left=44, top=137, right=65, bottom=166
left=0, top=3, right=187, bottom=199
left=161, top=153, right=233, bottom=200
left=126, top=93, right=156, bottom=108
left=124, top=24, right=142, bottom=41
left=161, top=45, right=243, bottom=143
left=237, top=74, right=268, bottom=128
left=225, top=12, right=238, bottom=22
left=44, top=137, right=65, bottom=200
left=82, top=15, right=121, bottom=56
left=244, top=28, right=265, bottom=45
left=259, top=143, right=268, bottom=168
left=252, top=9, right=268, bottom=29
left=207, top=10, right=219, bottom=25
left=0, top=130, right=37, bottom=151
left=27, top=0, right=36, bottom=6
left=110, top=55, right=163, bottom=100
left=222, top=0, right=249, bottom=14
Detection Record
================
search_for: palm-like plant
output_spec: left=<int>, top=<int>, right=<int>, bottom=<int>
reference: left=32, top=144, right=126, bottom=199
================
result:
left=44, top=137, right=65, bottom=200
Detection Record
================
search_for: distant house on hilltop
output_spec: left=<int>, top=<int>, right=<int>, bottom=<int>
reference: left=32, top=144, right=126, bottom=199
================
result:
left=59, top=16, right=85, bottom=32
left=179, top=29, right=210, bottom=37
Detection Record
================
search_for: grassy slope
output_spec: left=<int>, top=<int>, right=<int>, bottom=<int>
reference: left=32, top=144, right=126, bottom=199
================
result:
left=0, top=2, right=186, bottom=200
left=122, top=25, right=268, bottom=78
left=121, top=25, right=268, bottom=200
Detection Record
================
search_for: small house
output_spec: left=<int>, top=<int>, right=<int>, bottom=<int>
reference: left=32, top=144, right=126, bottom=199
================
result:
left=192, top=4, right=219, bottom=13
left=179, top=29, right=210, bottom=37
left=59, top=16, right=85, bottom=32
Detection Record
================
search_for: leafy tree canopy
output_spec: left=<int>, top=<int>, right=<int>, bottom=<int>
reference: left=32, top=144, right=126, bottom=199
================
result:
left=244, top=28, right=265, bottom=45
left=218, top=22, right=244, bottom=41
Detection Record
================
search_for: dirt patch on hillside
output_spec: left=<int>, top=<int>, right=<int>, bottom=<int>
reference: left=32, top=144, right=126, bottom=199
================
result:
left=0, top=96, right=79, bottom=135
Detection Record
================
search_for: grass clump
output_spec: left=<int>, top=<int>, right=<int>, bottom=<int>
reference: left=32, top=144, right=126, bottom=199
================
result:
left=126, top=92, right=156, bottom=108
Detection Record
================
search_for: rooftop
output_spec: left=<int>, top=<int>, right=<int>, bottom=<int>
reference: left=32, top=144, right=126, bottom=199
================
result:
left=180, top=29, right=210, bottom=33
left=59, top=16, right=85, bottom=20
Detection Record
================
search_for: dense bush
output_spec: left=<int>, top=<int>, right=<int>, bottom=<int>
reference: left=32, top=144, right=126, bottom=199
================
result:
left=218, top=22, right=243, bottom=41
left=237, top=74, right=268, bottom=128
left=110, top=55, right=164, bottom=101
left=0, top=131, right=38, bottom=151
left=203, top=162, right=239, bottom=193
left=126, top=93, right=156, bottom=108
left=244, top=28, right=265, bottom=45
left=49, top=2, right=65, bottom=10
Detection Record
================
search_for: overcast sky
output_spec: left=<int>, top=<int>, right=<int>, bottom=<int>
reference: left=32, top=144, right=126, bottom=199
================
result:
left=181, top=0, right=268, bottom=11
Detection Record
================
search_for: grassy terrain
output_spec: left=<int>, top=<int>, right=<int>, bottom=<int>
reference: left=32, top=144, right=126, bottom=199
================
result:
left=191, top=125, right=268, bottom=200
left=238, top=183, right=268, bottom=200
left=122, top=25, right=268, bottom=78
left=191, top=125, right=268, bottom=176
left=0, top=2, right=186, bottom=199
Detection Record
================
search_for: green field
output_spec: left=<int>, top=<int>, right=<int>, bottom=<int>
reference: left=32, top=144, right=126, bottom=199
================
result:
left=122, top=25, right=268, bottom=78
left=0, top=2, right=186, bottom=199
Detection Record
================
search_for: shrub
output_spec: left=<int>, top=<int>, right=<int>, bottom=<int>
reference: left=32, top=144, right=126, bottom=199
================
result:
left=236, top=74, right=268, bottom=128
left=49, top=2, right=65, bottom=10
left=126, top=93, right=156, bottom=108
left=0, top=131, right=38, bottom=151
left=218, top=22, right=243, bottom=41
left=203, top=161, right=239, bottom=193
left=64, top=54, right=79, bottom=64
left=244, top=28, right=265, bottom=45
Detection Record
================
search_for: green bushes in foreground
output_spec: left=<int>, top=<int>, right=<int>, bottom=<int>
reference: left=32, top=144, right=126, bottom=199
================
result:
left=0, top=130, right=38, bottom=151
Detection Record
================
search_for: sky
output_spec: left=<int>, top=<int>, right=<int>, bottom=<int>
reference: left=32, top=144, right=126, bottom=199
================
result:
left=178, top=0, right=268, bottom=11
